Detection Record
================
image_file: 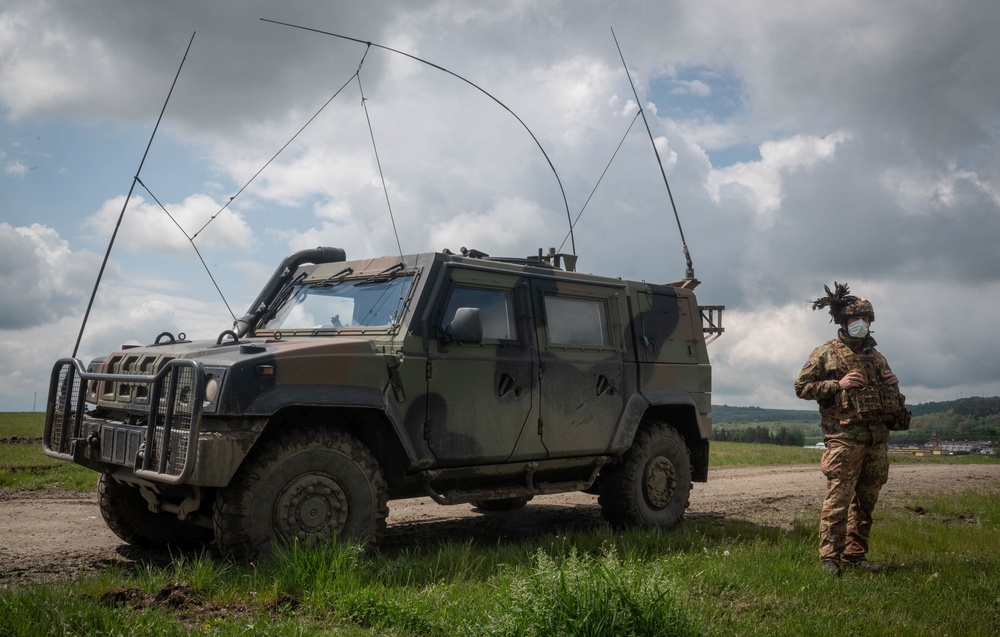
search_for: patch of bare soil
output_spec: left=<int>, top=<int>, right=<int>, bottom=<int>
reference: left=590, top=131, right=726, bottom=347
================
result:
left=1, top=463, right=998, bottom=587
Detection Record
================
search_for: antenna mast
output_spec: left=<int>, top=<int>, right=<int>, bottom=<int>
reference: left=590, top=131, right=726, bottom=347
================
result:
left=73, top=33, right=196, bottom=357
left=611, top=28, right=695, bottom=282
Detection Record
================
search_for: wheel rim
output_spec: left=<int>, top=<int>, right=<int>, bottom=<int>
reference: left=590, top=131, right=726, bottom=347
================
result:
left=275, top=474, right=350, bottom=541
left=643, top=455, right=677, bottom=510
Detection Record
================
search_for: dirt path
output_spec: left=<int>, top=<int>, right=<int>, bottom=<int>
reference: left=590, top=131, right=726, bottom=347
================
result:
left=2, top=463, right=998, bottom=586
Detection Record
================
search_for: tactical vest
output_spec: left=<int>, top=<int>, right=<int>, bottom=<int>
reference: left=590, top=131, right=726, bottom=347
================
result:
left=828, top=340, right=905, bottom=427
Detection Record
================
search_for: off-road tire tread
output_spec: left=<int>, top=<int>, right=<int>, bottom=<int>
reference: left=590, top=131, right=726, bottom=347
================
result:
left=598, top=420, right=691, bottom=529
left=213, top=426, right=388, bottom=558
left=98, top=473, right=213, bottom=548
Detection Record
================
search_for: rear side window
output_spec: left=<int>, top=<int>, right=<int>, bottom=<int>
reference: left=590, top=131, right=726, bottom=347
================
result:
left=544, top=296, right=610, bottom=346
left=443, top=286, right=518, bottom=340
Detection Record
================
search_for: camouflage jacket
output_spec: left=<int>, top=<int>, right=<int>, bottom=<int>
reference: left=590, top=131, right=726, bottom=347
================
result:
left=794, top=331, right=899, bottom=443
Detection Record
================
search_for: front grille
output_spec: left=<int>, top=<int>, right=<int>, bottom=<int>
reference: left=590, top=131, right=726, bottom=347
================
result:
left=43, top=358, right=205, bottom=483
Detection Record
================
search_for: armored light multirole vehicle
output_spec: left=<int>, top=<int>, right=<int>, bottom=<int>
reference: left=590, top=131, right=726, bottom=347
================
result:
left=45, top=246, right=722, bottom=556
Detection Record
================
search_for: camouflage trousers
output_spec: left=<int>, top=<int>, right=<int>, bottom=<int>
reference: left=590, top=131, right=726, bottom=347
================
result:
left=819, top=438, right=889, bottom=562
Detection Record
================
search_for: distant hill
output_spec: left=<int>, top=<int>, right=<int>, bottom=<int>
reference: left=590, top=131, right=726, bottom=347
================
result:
left=906, top=396, right=1000, bottom=418
left=714, top=396, right=1000, bottom=440
left=712, top=405, right=818, bottom=424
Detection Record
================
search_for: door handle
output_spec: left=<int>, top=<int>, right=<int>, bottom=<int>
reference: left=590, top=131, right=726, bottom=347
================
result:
left=498, top=373, right=517, bottom=397
left=596, top=375, right=614, bottom=396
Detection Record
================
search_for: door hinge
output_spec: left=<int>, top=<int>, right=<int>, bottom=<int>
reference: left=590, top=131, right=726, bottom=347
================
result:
left=425, top=359, right=432, bottom=380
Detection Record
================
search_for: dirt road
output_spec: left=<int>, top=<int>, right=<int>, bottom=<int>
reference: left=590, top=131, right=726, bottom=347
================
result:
left=2, top=463, right=998, bottom=586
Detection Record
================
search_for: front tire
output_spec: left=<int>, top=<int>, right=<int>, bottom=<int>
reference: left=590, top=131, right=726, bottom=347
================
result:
left=98, top=473, right=213, bottom=548
left=213, top=426, right=388, bottom=558
left=598, top=421, right=691, bottom=529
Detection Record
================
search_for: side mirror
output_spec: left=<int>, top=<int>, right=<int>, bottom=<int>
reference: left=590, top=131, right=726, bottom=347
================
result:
left=446, top=307, right=483, bottom=343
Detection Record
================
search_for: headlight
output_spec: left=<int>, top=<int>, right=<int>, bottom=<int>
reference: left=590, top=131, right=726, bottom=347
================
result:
left=204, top=375, right=220, bottom=403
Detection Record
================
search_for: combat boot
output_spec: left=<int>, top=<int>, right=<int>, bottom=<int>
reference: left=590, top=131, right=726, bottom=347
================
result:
left=843, top=559, right=884, bottom=573
left=820, top=559, right=841, bottom=577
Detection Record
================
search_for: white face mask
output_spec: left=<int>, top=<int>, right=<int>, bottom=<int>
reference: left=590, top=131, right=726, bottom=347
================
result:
left=847, top=319, right=869, bottom=338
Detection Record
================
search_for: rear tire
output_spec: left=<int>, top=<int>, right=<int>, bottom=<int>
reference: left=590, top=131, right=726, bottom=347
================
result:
left=598, top=420, right=691, bottom=529
left=98, top=473, right=213, bottom=548
left=213, top=426, right=388, bottom=558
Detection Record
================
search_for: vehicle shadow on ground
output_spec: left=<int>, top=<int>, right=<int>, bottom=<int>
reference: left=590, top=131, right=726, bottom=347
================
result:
left=378, top=500, right=813, bottom=554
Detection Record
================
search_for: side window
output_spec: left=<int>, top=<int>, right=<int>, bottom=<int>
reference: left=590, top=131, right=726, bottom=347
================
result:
left=544, top=296, right=610, bottom=346
left=443, top=286, right=518, bottom=341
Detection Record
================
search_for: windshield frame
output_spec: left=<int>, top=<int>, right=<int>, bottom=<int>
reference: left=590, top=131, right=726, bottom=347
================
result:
left=254, top=269, right=418, bottom=336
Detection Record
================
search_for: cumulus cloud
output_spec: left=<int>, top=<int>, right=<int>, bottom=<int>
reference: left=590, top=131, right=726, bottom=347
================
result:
left=0, top=223, right=102, bottom=330
left=430, top=196, right=558, bottom=255
left=705, top=131, right=850, bottom=221
left=670, top=79, right=711, bottom=97
left=2, top=0, right=999, bottom=411
left=84, top=194, right=254, bottom=255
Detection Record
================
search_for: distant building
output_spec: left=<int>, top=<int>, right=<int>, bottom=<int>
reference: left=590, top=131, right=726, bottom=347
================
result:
left=937, top=440, right=976, bottom=453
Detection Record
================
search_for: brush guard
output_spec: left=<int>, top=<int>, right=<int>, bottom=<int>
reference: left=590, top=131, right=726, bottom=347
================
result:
left=43, top=358, right=205, bottom=484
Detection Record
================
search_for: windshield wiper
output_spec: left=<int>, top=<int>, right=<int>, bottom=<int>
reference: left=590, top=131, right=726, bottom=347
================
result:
left=357, top=262, right=405, bottom=286
left=311, top=266, right=355, bottom=288
left=260, top=271, right=309, bottom=324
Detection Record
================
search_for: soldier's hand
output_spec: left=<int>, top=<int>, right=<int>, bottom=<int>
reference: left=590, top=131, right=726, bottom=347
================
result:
left=838, top=371, right=865, bottom=389
left=883, top=370, right=899, bottom=386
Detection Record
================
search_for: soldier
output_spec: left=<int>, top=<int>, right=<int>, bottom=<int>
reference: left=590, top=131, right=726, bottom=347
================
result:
left=794, top=283, right=907, bottom=577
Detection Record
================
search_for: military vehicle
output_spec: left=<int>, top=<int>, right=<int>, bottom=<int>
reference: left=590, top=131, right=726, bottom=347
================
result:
left=44, top=245, right=722, bottom=556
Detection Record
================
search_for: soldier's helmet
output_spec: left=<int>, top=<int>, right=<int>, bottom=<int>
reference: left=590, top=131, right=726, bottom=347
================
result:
left=810, top=282, right=875, bottom=324
left=838, top=297, right=874, bottom=324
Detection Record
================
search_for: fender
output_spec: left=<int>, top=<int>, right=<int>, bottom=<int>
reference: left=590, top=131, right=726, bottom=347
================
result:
left=243, top=384, right=423, bottom=466
left=244, top=383, right=385, bottom=415
left=609, top=389, right=708, bottom=453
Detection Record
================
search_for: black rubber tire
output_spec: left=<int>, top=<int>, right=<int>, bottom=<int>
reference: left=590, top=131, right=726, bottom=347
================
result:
left=471, top=495, right=532, bottom=512
left=213, top=426, right=388, bottom=558
left=98, top=473, right=214, bottom=548
left=598, top=421, right=691, bottom=529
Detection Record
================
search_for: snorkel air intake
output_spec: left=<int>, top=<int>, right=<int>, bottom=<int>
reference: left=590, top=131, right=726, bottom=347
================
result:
left=234, top=246, right=346, bottom=337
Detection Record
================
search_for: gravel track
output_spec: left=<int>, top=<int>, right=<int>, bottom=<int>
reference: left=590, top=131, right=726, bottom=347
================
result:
left=2, top=463, right=998, bottom=586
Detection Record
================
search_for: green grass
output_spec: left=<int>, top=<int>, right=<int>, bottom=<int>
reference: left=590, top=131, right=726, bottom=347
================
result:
left=2, top=410, right=999, bottom=635
left=710, top=440, right=1000, bottom=467
left=710, top=441, right=824, bottom=466
left=0, top=412, right=98, bottom=491
left=0, top=411, right=44, bottom=438
left=1, top=488, right=998, bottom=636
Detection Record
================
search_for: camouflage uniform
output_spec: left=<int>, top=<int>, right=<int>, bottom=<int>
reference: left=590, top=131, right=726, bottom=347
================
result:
left=794, top=330, right=894, bottom=564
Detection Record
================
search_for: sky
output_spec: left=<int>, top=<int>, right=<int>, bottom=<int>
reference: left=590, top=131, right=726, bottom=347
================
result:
left=1, top=0, right=999, bottom=413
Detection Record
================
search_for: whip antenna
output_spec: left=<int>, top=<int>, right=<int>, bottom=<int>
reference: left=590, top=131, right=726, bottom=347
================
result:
left=73, top=32, right=196, bottom=357
left=260, top=18, right=576, bottom=255
left=611, top=27, right=695, bottom=281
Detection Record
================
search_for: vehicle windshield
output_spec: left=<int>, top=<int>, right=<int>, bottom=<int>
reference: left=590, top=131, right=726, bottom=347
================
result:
left=260, top=274, right=413, bottom=331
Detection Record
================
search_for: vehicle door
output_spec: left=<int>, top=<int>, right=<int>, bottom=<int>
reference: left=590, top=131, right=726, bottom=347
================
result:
left=426, top=268, right=540, bottom=465
left=531, top=280, right=626, bottom=456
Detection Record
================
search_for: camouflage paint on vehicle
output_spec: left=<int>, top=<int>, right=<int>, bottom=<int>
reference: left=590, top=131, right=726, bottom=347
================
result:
left=44, top=247, right=722, bottom=555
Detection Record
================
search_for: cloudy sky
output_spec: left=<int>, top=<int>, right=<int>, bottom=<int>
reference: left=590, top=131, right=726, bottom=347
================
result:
left=2, top=0, right=998, bottom=412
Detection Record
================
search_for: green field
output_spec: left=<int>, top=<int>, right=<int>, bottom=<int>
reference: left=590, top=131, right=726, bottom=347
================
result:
left=2, top=412, right=999, bottom=635
left=1, top=489, right=997, bottom=635
left=0, top=411, right=44, bottom=438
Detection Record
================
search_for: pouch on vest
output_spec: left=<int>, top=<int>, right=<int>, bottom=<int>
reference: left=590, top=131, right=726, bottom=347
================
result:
left=832, top=342, right=904, bottom=426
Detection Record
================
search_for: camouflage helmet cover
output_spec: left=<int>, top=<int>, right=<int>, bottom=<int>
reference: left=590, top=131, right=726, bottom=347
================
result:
left=810, top=282, right=875, bottom=324
left=840, top=297, right=875, bottom=323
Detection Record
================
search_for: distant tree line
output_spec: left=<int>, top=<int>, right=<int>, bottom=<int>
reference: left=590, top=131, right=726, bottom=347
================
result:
left=712, top=426, right=806, bottom=447
left=714, top=397, right=1000, bottom=442
left=712, top=405, right=819, bottom=424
